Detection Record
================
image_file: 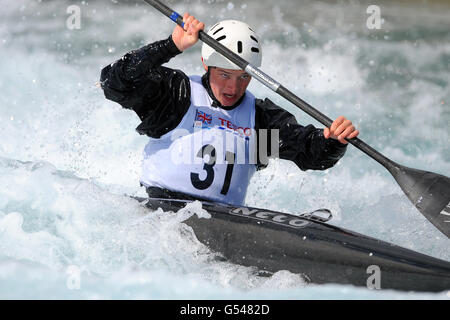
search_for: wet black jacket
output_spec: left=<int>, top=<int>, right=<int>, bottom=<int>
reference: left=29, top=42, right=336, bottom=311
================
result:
left=100, top=36, right=347, bottom=171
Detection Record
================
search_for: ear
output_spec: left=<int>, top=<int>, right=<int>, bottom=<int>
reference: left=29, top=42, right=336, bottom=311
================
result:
left=201, top=57, right=208, bottom=72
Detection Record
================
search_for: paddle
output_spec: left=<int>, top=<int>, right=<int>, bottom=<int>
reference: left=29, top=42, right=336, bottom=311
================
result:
left=142, top=0, right=450, bottom=238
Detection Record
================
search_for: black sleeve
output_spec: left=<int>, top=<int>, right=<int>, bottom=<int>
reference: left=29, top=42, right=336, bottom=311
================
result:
left=99, top=36, right=191, bottom=138
left=255, top=98, right=348, bottom=171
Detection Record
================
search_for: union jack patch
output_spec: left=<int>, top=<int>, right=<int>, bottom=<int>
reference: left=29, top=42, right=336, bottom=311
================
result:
left=195, top=110, right=212, bottom=125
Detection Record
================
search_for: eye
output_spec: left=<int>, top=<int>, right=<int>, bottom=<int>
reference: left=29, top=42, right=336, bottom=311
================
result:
left=240, top=74, right=250, bottom=80
left=221, top=73, right=230, bottom=79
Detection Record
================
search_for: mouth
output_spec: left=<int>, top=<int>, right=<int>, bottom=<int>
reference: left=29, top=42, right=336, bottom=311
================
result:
left=222, top=93, right=236, bottom=104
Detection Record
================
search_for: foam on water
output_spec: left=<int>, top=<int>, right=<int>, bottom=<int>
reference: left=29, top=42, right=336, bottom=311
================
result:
left=0, top=0, right=449, bottom=299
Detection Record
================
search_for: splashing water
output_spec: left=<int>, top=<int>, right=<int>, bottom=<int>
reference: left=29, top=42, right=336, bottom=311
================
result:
left=0, top=0, right=449, bottom=299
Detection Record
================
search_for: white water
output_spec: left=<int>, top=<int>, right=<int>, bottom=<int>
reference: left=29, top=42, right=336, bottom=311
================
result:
left=0, top=0, right=449, bottom=299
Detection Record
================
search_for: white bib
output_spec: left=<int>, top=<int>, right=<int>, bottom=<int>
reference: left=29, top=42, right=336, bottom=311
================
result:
left=140, top=75, right=257, bottom=205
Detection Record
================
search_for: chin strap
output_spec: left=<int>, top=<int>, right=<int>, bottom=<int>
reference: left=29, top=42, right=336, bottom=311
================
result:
left=201, top=70, right=221, bottom=108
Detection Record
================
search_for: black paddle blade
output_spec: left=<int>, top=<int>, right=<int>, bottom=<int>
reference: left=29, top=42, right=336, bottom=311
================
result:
left=388, top=164, right=450, bottom=238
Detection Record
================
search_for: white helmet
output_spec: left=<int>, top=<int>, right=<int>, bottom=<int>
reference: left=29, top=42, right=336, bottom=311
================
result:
left=201, top=20, right=262, bottom=70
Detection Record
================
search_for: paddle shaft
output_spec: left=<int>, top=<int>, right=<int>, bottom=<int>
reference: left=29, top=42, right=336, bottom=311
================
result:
left=143, top=0, right=397, bottom=171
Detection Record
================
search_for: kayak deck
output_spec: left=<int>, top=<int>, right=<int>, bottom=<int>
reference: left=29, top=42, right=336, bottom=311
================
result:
left=140, top=197, right=450, bottom=292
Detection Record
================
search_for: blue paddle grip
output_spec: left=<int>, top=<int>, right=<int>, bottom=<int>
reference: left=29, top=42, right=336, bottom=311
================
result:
left=170, top=11, right=184, bottom=28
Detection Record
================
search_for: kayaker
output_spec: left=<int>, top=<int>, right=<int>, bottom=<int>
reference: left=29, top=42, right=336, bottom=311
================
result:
left=100, top=13, right=359, bottom=205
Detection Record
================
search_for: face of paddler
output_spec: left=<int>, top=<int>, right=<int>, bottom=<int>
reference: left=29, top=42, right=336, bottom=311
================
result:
left=206, top=66, right=252, bottom=107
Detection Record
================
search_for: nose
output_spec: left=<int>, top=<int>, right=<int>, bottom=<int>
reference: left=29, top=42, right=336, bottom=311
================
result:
left=225, top=77, right=239, bottom=94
